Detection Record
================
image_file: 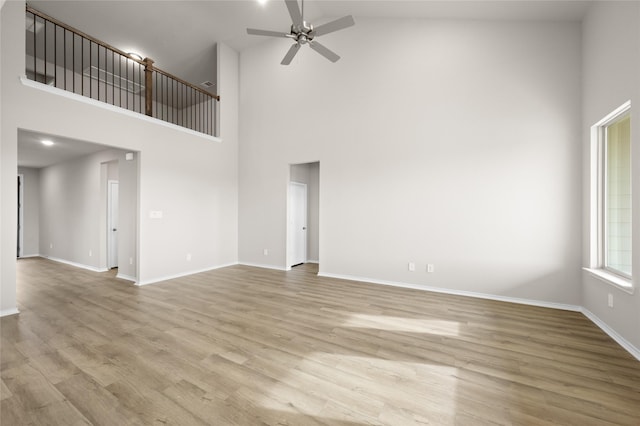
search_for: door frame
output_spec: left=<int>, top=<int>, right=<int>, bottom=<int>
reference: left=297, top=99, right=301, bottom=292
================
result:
left=287, top=181, right=307, bottom=269
left=17, top=174, right=24, bottom=258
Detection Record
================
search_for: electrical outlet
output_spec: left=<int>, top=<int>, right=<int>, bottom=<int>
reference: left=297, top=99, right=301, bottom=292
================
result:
left=427, top=264, right=434, bottom=273
left=263, top=249, right=269, bottom=256
left=50, top=243, right=53, bottom=249
left=186, top=253, right=192, bottom=262
left=89, top=250, right=92, bottom=257
left=408, top=262, right=415, bottom=272
left=608, top=293, right=613, bottom=308
left=129, top=257, right=133, bottom=265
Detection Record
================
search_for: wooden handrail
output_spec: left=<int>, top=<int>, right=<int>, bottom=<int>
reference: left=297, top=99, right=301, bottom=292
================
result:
left=153, top=67, right=220, bottom=101
left=26, top=5, right=220, bottom=101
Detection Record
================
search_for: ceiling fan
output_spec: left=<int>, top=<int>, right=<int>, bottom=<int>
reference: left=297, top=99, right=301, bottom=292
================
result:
left=247, top=0, right=355, bottom=65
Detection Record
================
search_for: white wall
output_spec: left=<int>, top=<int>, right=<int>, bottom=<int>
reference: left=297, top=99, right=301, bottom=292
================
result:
left=240, top=17, right=583, bottom=304
left=217, top=42, right=240, bottom=265
left=582, top=2, right=640, bottom=350
left=115, top=152, right=138, bottom=280
left=17, top=166, right=40, bottom=256
left=1, top=1, right=17, bottom=315
left=1, top=1, right=239, bottom=313
left=37, top=148, right=137, bottom=278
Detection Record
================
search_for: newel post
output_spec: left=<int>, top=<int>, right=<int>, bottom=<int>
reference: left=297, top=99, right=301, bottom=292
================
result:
left=143, top=57, right=154, bottom=117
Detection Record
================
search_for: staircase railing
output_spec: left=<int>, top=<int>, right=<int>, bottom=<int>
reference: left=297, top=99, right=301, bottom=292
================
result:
left=25, top=6, right=219, bottom=137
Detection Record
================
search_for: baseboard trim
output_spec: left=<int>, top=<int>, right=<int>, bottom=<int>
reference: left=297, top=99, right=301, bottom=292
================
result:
left=18, top=254, right=40, bottom=259
left=116, top=273, right=137, bottom=283
left=306, top=260, right=319, bottom=264
left=580, top=308, right=640, bottom=361
left=318, top=272, right=640, bottom=360
left=0, top=308, right=20, bottom=317
left=44, top=256, right=108, bottom=273
left=137, top=262, right=239, bottom=286
left=238, top=262, right=288, bottom=271
left=318, top=272, right=581, bottom=312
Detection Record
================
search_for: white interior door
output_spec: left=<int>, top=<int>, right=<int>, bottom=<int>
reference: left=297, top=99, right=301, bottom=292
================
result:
left=288, top=182, right=307, bottom=267
left=107, top=180, right=119, bottom=269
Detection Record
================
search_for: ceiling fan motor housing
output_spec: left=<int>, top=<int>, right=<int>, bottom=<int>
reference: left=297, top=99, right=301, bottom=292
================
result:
left=246, top=0, right=355, bottom=64
left=291, top=22, right=314, bottom=44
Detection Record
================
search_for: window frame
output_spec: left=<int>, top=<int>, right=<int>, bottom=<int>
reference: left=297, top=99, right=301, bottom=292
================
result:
left=586, top=100, right=633, bottom=292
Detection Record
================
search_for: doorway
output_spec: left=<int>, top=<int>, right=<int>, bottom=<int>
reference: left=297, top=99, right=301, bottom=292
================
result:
left=107, top=180, right=119, bottom=269
left=17, top=174, right=24, bottom=258
left=287, top=162, right=320, bottom=269
left=288, top=182, right=307, bottom=267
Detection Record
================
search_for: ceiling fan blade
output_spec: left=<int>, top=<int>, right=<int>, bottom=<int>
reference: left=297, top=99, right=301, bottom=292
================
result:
left=285, top=0, right=303, bottom=27
left=309, top=41, right=340, bottom=63
left=247, top=28, right=289, bottom=38
left=311, top=15, right=355, bottom=37
left=281, top=43, right=301, bottom=65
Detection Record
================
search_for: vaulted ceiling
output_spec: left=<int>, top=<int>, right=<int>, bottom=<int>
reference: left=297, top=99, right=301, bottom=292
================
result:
left=19, top=1, right=590, bottom=168
left=28, top=1, right=590, bottom=92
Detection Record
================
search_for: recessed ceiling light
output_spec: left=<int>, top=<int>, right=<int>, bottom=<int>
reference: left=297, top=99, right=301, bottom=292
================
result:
left=41, top=140, right=54, bottom=146
left=128, top=52, right=143, bottom=61
left=257, top=0, right=268, bottom=5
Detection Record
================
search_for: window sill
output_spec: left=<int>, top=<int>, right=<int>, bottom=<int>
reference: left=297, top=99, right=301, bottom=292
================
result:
left=583, top=268, right=634, bottom=294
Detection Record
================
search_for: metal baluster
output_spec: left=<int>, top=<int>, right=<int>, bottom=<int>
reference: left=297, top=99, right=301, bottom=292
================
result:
left=97, top=44, right=100, bottom=101
left=31, top=13, right=36, bottom=82
left=126, top=58, right=129, bottom=110
left=44, top=19, right=47, bottom=84
left=81, top=37, right=84, bottom=95
left=138, top=62, right=141, bottom=113
left=72, top=32, right=75, bottom=93
left=90, top=41, right=93, bottom=99
left=54, top=24, right=57, bottom=88
left=63, top=28, right=66, bottom=90
left=112, top=51, right=115, bottom=105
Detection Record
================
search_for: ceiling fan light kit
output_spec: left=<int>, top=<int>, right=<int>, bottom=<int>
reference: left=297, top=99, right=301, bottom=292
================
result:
left=247, top=0, right=355, bottom=65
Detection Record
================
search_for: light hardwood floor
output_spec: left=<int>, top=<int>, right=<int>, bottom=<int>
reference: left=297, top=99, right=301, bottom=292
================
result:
left=1, top=258, right=639, bottom=425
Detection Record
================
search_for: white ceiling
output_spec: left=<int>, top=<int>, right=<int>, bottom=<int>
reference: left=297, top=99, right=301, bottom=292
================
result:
left=20, top=1, right=590, bottom=168
left=18, top=129, right=115, bottom=168
left=28, top=1, right=590, bottom=90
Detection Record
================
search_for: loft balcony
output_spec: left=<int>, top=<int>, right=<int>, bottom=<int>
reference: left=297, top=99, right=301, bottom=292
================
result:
left=25, top=6, right=219, bottom=137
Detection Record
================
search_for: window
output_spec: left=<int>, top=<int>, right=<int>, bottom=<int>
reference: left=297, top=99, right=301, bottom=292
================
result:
left=590, top=101, right=632, bottom=286
left=602, top=112, right=632, bottom=278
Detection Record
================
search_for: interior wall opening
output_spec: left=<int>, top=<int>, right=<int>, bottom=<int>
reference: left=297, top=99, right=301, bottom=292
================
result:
left=287, top=162, right=320, bottom=270
left=17, top=128, right=139, bottom=282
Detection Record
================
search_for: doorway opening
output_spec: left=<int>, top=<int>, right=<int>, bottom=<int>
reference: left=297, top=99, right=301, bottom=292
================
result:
left=16, top=129, right=139, bottom=287
left=287, top=162, right=319, bottom=270
left=288, top=181, right=307, bottom=268
left=107, top=179, right=119, bottom=270
left=17, top=174, right=24, bottom=258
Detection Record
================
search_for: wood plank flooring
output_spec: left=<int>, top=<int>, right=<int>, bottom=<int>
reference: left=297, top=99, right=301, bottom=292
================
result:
left=1, top=257, right=639, bottom=425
